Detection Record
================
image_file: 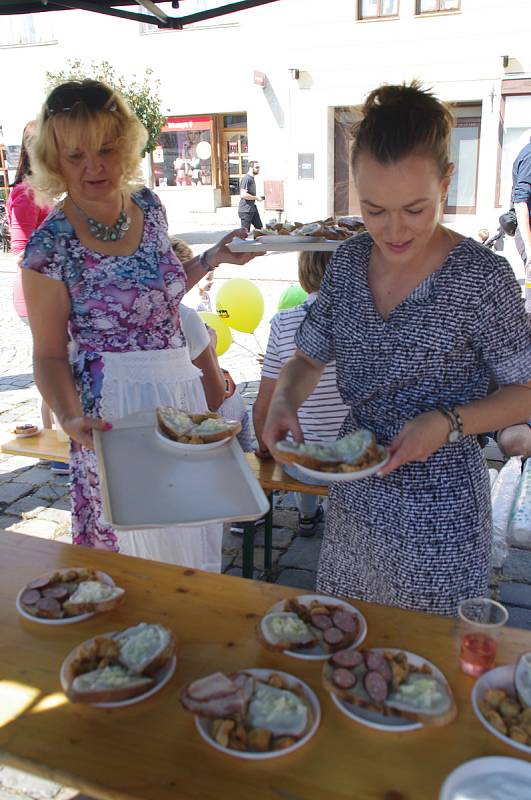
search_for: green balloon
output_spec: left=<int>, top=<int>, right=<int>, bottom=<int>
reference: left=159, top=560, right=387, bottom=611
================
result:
left=277, top=285, right=308, bottom=311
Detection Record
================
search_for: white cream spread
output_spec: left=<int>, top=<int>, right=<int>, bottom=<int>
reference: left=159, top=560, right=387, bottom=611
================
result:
left=67, top=581, right=115, bottom=604
left=263, top=612, right=313, bottom=645
left=277, top=430, right=373, bottom=464
left=193, top=418, right=231, bottom=434
left=387, top=673, right=450, bottom=714
left=247, top=682, right=308, bottom=736
left=74, top=665, right=145, bottom=690
left=116, top=623, right=166, bottom=668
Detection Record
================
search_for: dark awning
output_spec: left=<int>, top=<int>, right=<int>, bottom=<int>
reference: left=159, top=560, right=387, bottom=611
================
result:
left=0, top=0, right=279, bottom=29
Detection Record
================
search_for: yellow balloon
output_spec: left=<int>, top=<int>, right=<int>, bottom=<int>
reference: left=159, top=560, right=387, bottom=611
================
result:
left=215, top=278, right=264, bottom=333
left=197, top=311, right=233, bottom=357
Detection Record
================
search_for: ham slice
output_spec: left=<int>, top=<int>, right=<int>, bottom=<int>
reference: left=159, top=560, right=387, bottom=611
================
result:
left=181, top=672, right=256, bottom=719
left=187, top=672, right=239, bottom=701
left=182, top=686, right=248, bottom=718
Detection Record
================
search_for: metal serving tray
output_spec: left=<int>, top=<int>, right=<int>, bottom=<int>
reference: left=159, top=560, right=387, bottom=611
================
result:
left=94, top=411, right=269, bottom=530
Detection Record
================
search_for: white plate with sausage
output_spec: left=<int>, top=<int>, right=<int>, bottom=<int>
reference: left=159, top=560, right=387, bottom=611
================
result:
left=16, top=568, right=117, bottom=625
left=327, top=649, right=449, bottom=732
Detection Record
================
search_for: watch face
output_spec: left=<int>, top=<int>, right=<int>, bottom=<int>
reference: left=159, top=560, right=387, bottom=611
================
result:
left=448, top=430, right=460, bottom=443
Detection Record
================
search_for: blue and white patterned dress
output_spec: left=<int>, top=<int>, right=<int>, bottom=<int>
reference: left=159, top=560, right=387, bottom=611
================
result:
left=295, top=234, right=531, bottom=615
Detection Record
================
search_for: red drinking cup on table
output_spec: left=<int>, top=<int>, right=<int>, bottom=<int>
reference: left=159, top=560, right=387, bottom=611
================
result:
left=457, top=597, right=508, bottom=677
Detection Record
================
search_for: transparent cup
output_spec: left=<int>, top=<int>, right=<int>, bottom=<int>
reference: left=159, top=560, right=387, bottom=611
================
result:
left=457, top=597, right=508, bottom=677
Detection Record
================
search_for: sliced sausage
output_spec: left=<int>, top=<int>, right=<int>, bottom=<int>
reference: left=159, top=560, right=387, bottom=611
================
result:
left=323, top=627, right=345, bottom=646
left=27, top=576, right=51, bottom=590
left=331, top=668, right=357, bottom=689
left=310, top=613, right=333, bottom=631
left=364, top=670, right=389, bottom=704
left=365, top=652, right=392, bottom=681
left=330, top=649, right=364, bottom=669
left=43, top=586, right=69, bottom=602
left=36, top=596, right=63, bottom=618
left=20, top=588, right=41, bottom=606
left=332, top=609, right=358, bottom=633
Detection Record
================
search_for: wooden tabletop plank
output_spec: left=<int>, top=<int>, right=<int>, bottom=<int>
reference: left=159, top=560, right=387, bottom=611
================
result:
left=0, top=530, right=529, bottom=800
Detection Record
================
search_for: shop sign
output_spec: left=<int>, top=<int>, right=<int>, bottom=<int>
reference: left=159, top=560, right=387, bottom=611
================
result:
left=163, top=115, right=212, bottom=133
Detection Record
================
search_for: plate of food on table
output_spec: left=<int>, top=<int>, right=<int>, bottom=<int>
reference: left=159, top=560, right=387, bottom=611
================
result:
left=439, top=756, right=531, bottom=800
left=12, top=423, right=41, bottom=438
left=227, top=216, right=366, bottom=252
left=322, top=648, right=456, bottom=731
left=180, top=668, right=320, bottom=759
left=471, top=650, right=531, bottom=754
left=155, top=406, right=241, bottom=452
left=257, top=593, right=367, bottom=660
left=273, top=430, right=389, bottom=483
left=16, top=567, right=124, bottom=625
left=60, top=622, right=176, bottom=707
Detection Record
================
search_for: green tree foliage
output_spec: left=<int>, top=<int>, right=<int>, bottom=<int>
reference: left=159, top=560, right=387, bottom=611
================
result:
left=45, top=60, right=166, bottom=155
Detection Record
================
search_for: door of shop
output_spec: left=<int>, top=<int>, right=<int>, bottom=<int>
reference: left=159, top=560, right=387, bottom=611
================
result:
left=221, top=125, right=248, bottom=207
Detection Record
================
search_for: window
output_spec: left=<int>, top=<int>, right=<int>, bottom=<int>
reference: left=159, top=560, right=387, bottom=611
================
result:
left=358, top=0, right=399, bottom=20
left=0, top=13, right=56, bottom=46
left=445, top=113, right=481, bottom=215
left=155, top=116, right=213, bottom=188
left=416, top=0, right=460, bottom=14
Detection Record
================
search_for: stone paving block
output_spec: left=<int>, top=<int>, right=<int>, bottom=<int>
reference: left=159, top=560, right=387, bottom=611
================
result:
left=34, top=485, right=64, bottom=502
left=12, top=467, right=52, bottom=485
left=222, top=552, right=235, bottom=571
left=507, top=605, right=531, bottom=630
left=500, top=581, right=531, bottom=609
left=234, top=548, right=283, bottom=571
left=9, top=518, right=61, bottom=539
left=0, top=515, right=18, bottom=530
left=277, top=535, right=323, bottom=570
left=0, top=482, right=33, bottom=505
left=6, top=496, right=48, bottom=516
left=276, top=569, right=317, bottom=590
left=51, top=496, right=71, bottom=512
left=252, top=526, right=294, bottom=549
left=0, top=456, right=39, bottom=474
left=502, top=549, right=531, bottom=582
left=0, top=767, right=63, bottom=798
left=224, top=567, right=260, bottom=580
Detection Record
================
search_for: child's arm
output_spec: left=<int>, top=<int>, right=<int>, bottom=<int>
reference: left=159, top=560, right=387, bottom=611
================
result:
left=192, top=344, right=226, bottom=411
left=252, top=377, right=276, bottom=458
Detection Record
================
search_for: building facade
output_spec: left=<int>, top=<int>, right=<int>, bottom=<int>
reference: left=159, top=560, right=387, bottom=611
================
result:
left=1, top=0, right=530, bottom=248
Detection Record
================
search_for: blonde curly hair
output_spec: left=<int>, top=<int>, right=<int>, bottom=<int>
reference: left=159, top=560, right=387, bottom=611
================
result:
left=29, top=80, right=148, bottom=204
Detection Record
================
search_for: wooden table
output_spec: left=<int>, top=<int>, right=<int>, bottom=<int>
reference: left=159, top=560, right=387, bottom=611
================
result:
left=1, top=530, right=530, bottom=800
left=0, top=430, right=328, bottom=580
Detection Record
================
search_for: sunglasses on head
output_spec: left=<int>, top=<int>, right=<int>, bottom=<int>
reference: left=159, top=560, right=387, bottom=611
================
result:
left=45, top=82, right=117, bottom=119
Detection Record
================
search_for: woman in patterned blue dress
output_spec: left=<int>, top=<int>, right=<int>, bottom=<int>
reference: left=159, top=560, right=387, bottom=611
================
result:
left=264, top=83, right=531, bottom=615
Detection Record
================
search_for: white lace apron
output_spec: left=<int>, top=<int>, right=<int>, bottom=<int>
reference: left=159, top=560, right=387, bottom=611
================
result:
left=100, top=347, right=223, bottom=572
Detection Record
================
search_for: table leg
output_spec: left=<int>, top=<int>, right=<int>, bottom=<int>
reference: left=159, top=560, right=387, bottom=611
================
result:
left=241, top=521, right=255, bottom=579
left=263, top=492, right=274, bottom=582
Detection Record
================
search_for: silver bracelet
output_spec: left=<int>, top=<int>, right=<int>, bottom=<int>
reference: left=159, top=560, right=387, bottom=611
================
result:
left=199, top=250, right=216, bottom=271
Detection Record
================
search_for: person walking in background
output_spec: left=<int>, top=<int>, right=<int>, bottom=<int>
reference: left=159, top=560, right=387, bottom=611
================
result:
left=6, top=122, right=65, bottom=470
left=512, top=135, right=531, bottom=312
left=238, top=161, right=263, bottom=231
left=253, top=250, right=349, bottom=536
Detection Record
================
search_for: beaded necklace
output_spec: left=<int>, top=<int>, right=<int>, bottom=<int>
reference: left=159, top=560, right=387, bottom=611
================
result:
left=69, top=194, right=131, bottom=242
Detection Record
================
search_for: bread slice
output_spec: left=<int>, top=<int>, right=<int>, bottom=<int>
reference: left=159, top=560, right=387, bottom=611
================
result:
left=67, top=665, right=153, bottom=704
left=113, top=623, right=175, bottom=676
left=273, top=431, right=378, bottom=472
left=189, top=417, right=242, bottom=444
left=257, top=612, right=319, bottom=651
left=156, top=406, right=194, bottom=442
left=63, top=582, right=125, bottom=616
left=272, top=440, right=342, bottom=470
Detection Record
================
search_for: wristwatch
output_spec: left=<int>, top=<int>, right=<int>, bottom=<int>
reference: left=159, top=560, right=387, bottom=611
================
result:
left=439, top=406, right=464, bottom=443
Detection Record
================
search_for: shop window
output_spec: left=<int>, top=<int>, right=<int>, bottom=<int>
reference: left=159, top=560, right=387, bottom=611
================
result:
left=154, top=116, right=213, bottom=188
left=0, top=13, right=56, bottom=47
left=358, top=0, right=399, bottom=20
left=497, top=94, right=531, bottom=208
left=223, top=114, right=247, bottom=129
left=415, top=0, right=460, bottom=14
left=445, top=115, right=481, bottom=215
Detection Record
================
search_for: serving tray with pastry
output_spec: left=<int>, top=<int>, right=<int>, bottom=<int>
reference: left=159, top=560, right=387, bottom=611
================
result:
left=180, top=668, right=320, bottom=760
left=322, top=647, right=456, bottom=731
left=272, top=429, right=389, bottom=483
left=16, top=567, right=124, bottom=625
left=60, top=622, right=176, bottom=706
left=257, top=593, right=367, bottom=660
left=227, top=216, right=366, bottom=252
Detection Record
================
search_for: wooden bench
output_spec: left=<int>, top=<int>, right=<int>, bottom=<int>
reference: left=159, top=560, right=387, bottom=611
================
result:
left=0, top=429, right=328, bottom=580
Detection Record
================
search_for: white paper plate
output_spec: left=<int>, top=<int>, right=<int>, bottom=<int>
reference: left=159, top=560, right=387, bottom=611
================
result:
left=227, top=237, right=340, bottom=253
left=262, top=594, right=367, bottom=661
left=439, top=756, right=531, bottom=800
left=154, top=427, right=233, bottom=453
left=296, top=450, right=390, bottom=483
left=13, top=426, right=42, bottom=439
left=16, top=569, right=115, bottom=626
left=471, top=664, right=531, bottom=756
left=194, top=668, right=320, bottom=760
left=60, top=633, right=176, bottom=708
left=328, top=649, right=449, bottom=732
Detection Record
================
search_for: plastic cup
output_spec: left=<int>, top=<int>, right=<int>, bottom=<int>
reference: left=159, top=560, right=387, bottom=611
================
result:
left=457, top=597, right=508, bottom=677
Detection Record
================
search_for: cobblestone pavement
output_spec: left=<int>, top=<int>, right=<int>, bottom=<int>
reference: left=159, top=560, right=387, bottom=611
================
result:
left=1, top=229, right=530, bottom=798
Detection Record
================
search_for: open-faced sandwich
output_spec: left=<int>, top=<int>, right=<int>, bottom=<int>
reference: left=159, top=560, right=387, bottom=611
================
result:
left=181, top=670, right=315, bottom=753
left=63, top=622, right=176, bottom=703
left=322, top=648, right=456, bottom=727
left=13, top=423, right=39, bottom=436
left=273, top=430, right=386, bottom=474
left=252, top=217, right=366, bottom=241
left=18, top=567, right=124, bottom=620
left=258, top=596, right=361, bottom=655
left=156, top=406, right=241, bottom=445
